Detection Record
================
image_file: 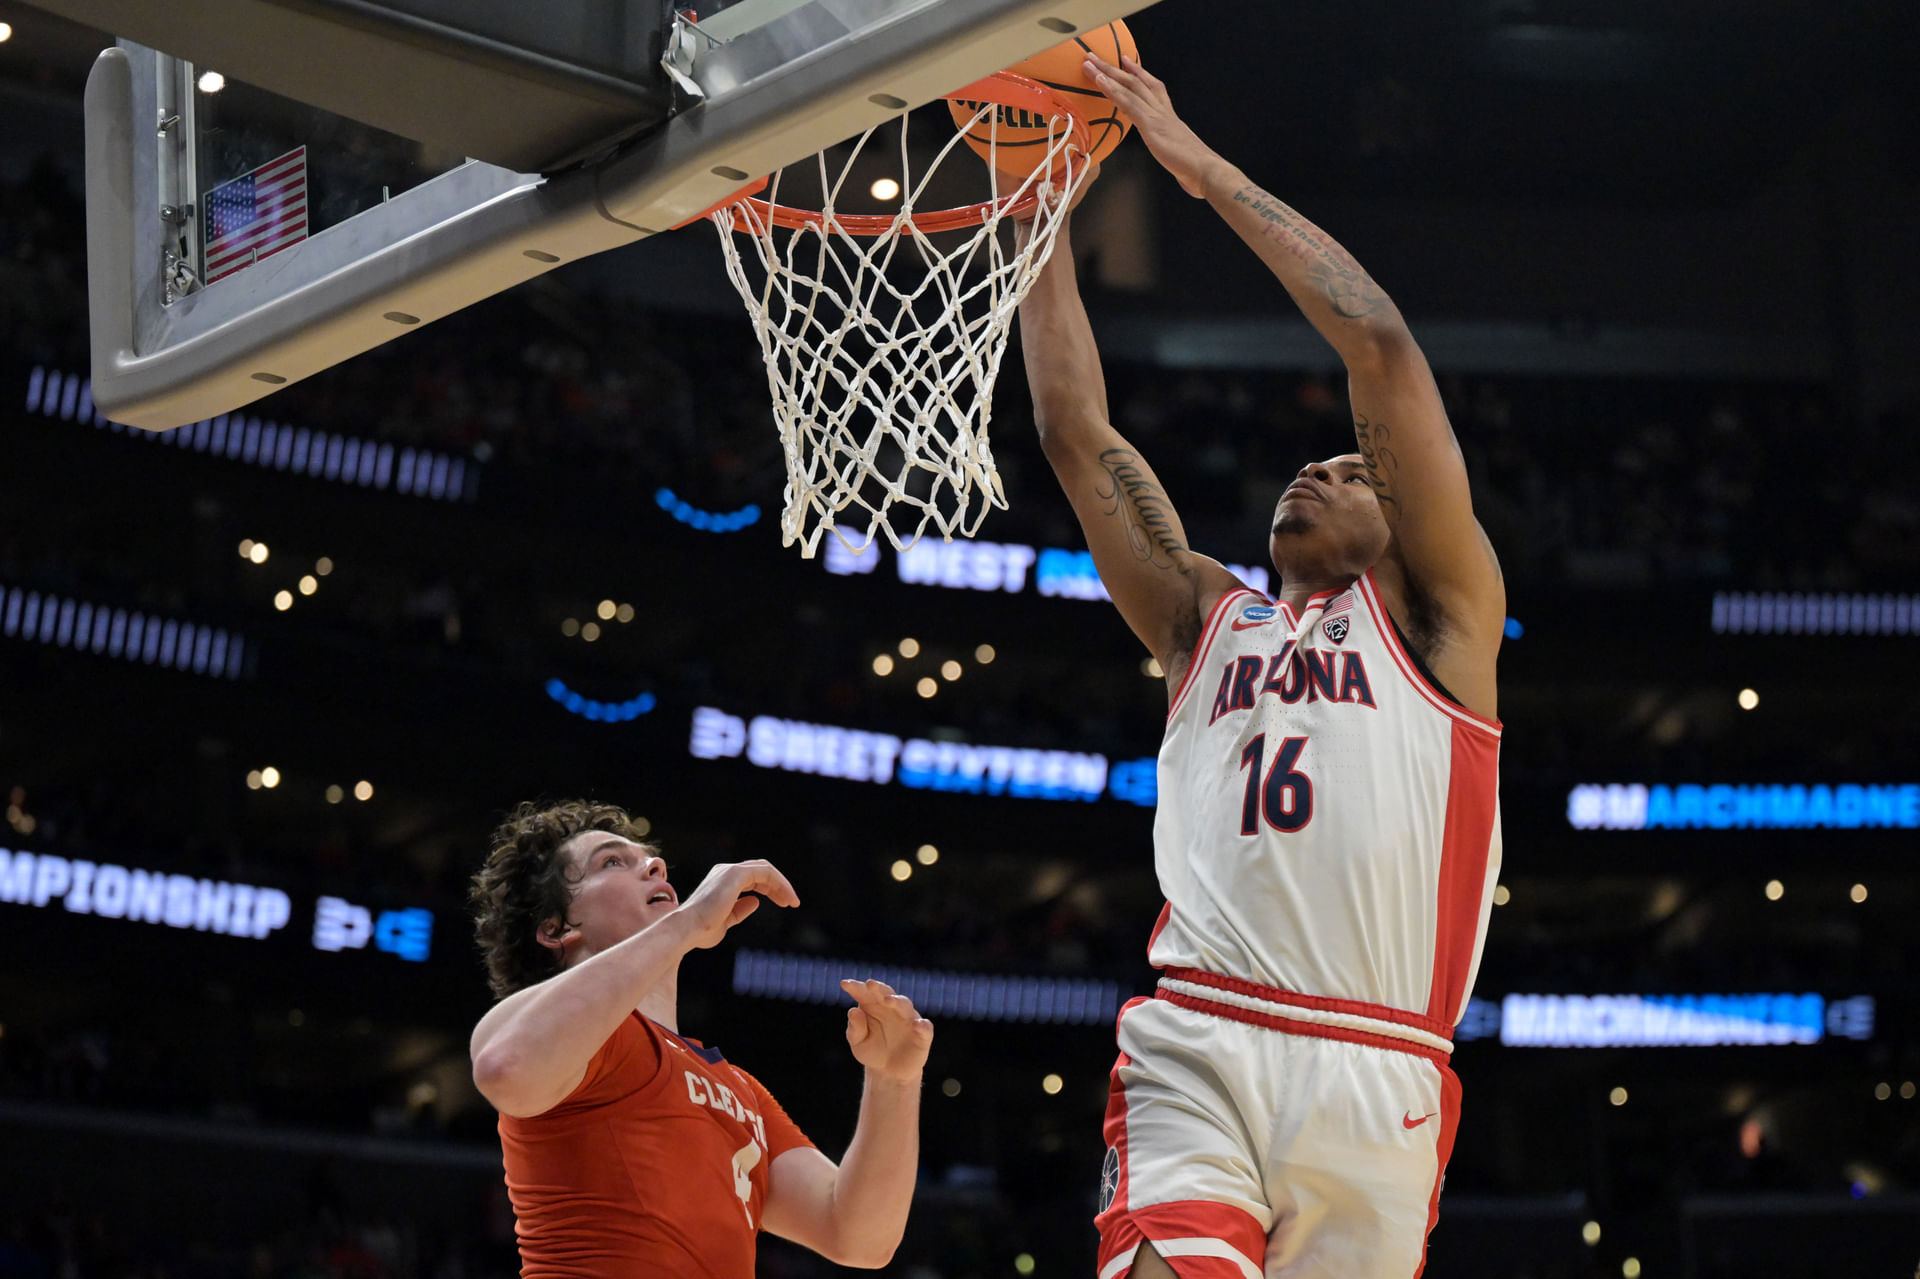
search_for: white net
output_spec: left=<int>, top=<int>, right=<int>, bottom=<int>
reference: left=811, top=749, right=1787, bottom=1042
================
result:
left=710, top=94, right=1089, bottom=557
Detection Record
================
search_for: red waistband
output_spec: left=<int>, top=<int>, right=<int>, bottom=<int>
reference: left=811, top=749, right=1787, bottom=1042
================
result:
left=1155, top=967, right=1453, bottom=1063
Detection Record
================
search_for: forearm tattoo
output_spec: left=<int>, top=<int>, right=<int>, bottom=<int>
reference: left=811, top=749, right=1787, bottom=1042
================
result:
left=1096, top=449, right=1190, bottom=572
left=1230, top=185, right=1387, bottom=320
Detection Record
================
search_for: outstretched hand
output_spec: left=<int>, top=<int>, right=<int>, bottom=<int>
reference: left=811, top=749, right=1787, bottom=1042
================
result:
left=1082, top=53, right=1224, bottom=199
left=840, top=979, right=934, bottom=1082
left=675, top=859, right=799, bottom=951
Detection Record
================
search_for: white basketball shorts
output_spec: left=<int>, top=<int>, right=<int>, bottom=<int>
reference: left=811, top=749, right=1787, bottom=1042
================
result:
left=1094, top=971, right=1462, bottom=1279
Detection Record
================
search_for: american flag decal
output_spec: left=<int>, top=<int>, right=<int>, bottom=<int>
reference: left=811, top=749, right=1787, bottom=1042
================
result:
left=203, top=146, right=309, bottom=284
left=1325, top=591, right=1355, bottom=617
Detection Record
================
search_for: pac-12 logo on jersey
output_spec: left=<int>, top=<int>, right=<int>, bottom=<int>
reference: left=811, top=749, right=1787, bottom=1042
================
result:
left=1323, top=615, right=1350, bottom=644
left=1232, top=604, right=1278, bottom=631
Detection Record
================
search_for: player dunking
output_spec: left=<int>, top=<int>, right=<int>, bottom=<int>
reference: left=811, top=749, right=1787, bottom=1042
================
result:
left=1018, top=58, right=1505, bottom=1278
left=468, top=800, right=932, bottom=1277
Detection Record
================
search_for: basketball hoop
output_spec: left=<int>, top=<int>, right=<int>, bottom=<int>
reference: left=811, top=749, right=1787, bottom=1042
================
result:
left=707, top=72, right=1094, bottom=557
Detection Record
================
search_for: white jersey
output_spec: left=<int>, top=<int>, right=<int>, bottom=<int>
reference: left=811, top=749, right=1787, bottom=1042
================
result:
left=1149, top=571, right=1502, bottom=1030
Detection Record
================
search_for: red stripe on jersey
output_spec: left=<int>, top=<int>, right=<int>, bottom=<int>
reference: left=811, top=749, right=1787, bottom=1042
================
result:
left=1423, top=719, right=1501, bottom=1025
left=1356, top=571, right=1501, bottom=737
left=1166, top=589, right=1261, bottom=723
left=1164, top=967, right=1453, bottom=1041
left=1413, top=1061, right=1465, bottom=1279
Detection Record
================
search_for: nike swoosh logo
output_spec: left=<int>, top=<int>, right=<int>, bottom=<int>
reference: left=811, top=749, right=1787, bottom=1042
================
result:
left=1230, top=619, right=1270, bottom=631
left=1403, top=1111, right=1438, bottom=1129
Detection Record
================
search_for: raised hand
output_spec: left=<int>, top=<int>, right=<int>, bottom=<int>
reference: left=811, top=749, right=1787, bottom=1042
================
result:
left=675, top=859, right=799, bottom=950
left=840, top=979, right=934, bottom=1082
left=1081, top=53, right=1224, bottom=199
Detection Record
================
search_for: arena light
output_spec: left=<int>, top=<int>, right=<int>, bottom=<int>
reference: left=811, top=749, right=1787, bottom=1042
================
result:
left=1609, top=1086, right=1628, bottom=1106
left=941, top=1078, right=961, bottom=1097
left=1764, top=879, right=1784, bottom=901
left=298, top=575, right=318, bottom=596
left=1141, top=656, right=1163, bottom=678
left=315, top=557, right=334, bottom=576
left=1492, top=884, right=1511, bottom=906
left=582, top=622, right=601, bottom=641
left=1566, top=783, right=1920, bottom=831
left=1581, top=1221, right=1601, bottom=1246
left=196, top=69, right=225, bottom=93
left=1041, top=1073, right=1064, bottom=1095
left=974, top=644, right=996, bottom=664
left=940, top=660, right=962, bottom=681
left=870, top=177, right=901, bottom=201
left=249, top=542, right=269, bottom=564
left=1622, top=1259, right=1641, bottom=1279
left=889, top=859, right=912, bottom=881
left=915, top=677, right=937, bottom=698
left=597, top=599, right=616, bottom=620
left=616, top=603, right=635, bottom=623
left=237, top=539, right=255, bottom=559
left=1850, top=883, right=1868, bottom=903
left=654, top=487, right=760, bottom=532
left=898, top=637, right=920, bottom=658
left=561, top=618, right=580, bottom=636
left=273, top=590, right=293, bottom=611
left=353, top=781, right=373, bottom=801
left=1902, top=1082, right=1916, bottom=1100
left=732, top=947, right=1127, bottom=1026
left=25, top=367, right=479, bottom=501
left=915, top=844, right=939, bottom=865
left=546, top=677, right=656, bottom=723
left=1873, top=1082, right=1892, bottom=1101
left=260, top=766, right=281, bottom=789
left=325, top=785, right=344, bottom=804
left=1737, top=687, right=1759, bottom=710
left=0, top=22, right=12, bottom=42
left=1014, top=1255, right=1036, bottom=1277
left=872, top=654, right=894, bottom=676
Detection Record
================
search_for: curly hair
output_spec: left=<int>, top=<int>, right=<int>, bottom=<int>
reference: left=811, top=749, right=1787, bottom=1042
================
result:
left=469, top=799, right=657, bottom=999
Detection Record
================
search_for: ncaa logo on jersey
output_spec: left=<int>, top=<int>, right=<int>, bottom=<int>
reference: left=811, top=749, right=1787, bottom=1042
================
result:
left=1098, top=1146, right=1121, bottom=1213
left=1232, top=604, right=1278, bottom=631
left=1323, top=615, right=1351, bottom=644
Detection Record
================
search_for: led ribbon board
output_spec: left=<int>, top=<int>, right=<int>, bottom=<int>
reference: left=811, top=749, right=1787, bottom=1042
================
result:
left=1568, top=783, right=1920, bottom=830
left=1455, top=992, right=1877, bottom=1047
left=824, top=533, right=1272, bottom=601
left=691, top=706, right=1157, bottom=805
left=733, top=948, right=1125, bottom=1026
left=0, top=847, right=433, bottom=962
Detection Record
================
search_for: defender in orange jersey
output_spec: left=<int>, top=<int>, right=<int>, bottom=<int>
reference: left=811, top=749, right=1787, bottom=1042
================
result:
left=469, top=800, right=932, bottom=1278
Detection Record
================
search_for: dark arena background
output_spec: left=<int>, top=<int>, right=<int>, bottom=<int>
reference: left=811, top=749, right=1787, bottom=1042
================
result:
left=2, top=2, right=1918, bottom=1277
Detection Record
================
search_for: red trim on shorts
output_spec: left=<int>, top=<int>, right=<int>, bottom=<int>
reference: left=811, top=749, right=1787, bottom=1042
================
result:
left=1163, top=967, right=1454, bottom=1042
left=1167, top=589, right=1262, bottom=723
left=1156, top=989, right=1449, bottom=1066
left=1413, top=1060, right=1464, bottom=1279
left=1355, top=571, right=1501, bottom=736
left=1423, top=720, right=1501, bottom=1025
left=1098, top=1198, right=1268, bottom=1279
left=1146, top=903, right=1172, bottom=960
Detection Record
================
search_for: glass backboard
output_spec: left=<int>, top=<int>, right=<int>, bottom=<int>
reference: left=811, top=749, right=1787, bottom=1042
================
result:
left=36, top=0, right=1158, bottom=431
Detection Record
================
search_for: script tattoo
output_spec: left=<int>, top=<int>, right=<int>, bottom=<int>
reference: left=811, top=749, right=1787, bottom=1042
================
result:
left=1352, top=413, right=1401, bottom=514
left=1230, top=186, right=1387, bottom=319
left=1096, top=448, right=1189, bottom=572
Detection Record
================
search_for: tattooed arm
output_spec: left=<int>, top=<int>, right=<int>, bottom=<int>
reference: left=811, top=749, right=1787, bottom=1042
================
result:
left=1017, top=212, right=1247, bottom=680
left=1084, top=54, right=1505, bottom=712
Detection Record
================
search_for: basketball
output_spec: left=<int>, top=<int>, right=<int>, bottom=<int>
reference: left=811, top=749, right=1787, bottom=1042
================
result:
left=947, top=21, right=1138, bottom=175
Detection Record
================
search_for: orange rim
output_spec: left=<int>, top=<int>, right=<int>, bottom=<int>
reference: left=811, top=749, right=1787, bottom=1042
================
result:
left=712, top=71, right=1094, bottom=236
